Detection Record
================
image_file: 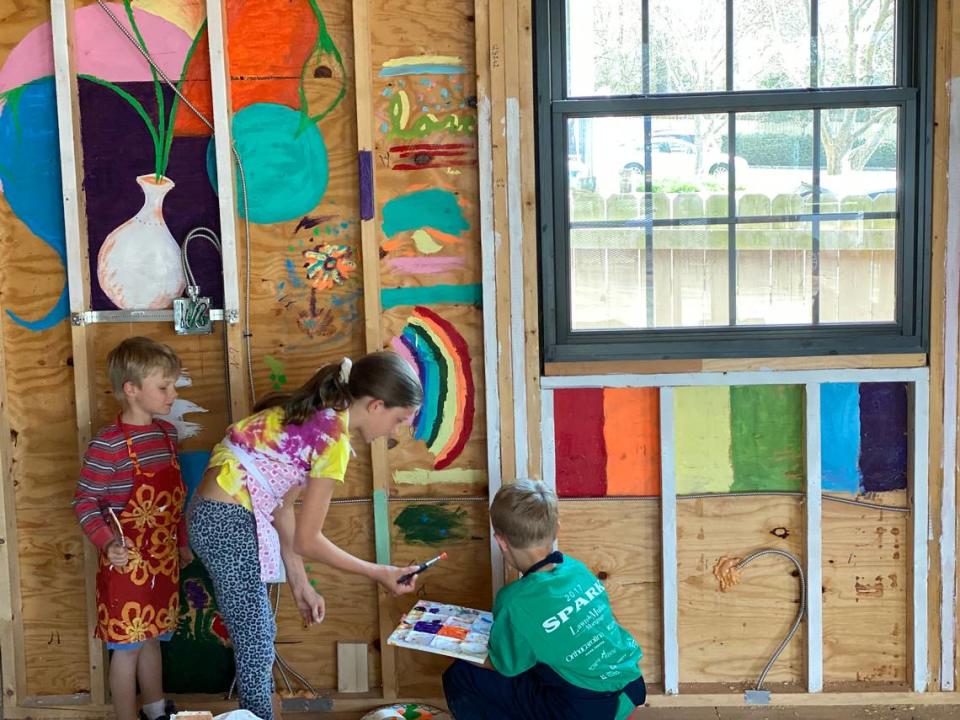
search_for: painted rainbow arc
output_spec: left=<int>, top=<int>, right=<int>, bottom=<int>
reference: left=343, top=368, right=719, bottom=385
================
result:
left=392, top=306, right=474, bottom=469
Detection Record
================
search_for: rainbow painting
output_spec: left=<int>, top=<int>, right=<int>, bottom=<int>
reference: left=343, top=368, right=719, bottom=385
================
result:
left=392, top=306, right=474, bottom=468
left=551, top=382, right=910, bottom=498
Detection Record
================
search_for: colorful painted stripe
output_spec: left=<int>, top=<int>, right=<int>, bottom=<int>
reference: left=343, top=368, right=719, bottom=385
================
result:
left=821, top=383, right=862, bottom=493
left=603, top=388, right=660, bottom=496
left=554, top=388, right=607, bottom=497
left=730, top=384, right=804, bottom=492
left=858, top=382, right=908, bottom=492
left=379, top=55, right=466, bottom=77
left=674, top=386, right=733, bottom=494
left=388, top=142, right=477, bottom=171
left=381, top=284, right=482, bottom=309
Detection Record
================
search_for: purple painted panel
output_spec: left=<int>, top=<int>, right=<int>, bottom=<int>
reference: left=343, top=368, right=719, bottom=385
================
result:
left=859, top=382, right=909, bottom=492
left=79, top=79, right=223, bottom=310
left=359, top=150, right=374, bottom=221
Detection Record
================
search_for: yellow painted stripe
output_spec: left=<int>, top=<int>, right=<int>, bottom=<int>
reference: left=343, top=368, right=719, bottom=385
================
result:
left=382, top=55, right=464, bottom=67
left=674, top=386, right=734, bottom=493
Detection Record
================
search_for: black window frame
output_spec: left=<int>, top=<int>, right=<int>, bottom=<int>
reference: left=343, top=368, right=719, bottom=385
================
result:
left=535, top=0, right=935, bottom=363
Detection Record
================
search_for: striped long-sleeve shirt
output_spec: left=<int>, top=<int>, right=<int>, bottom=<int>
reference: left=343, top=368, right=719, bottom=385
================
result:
left=72, top=419, right=187, bottom=551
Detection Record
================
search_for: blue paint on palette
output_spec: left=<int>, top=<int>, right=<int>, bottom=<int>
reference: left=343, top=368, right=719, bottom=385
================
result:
left=820, top=383, right=862, bottom=494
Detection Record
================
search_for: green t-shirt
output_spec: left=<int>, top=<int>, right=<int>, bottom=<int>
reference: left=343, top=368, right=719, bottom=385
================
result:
left=488, top=555, right=642, bottom=720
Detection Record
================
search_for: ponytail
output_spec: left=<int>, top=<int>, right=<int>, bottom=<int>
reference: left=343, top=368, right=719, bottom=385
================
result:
left=254, top=352, right=421, bottom=426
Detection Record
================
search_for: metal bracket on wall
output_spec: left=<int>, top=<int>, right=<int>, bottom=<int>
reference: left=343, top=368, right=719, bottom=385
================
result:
left=71, top=308, right=236, bottom=325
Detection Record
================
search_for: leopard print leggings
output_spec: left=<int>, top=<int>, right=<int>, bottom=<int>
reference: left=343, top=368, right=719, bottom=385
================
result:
left=188, top=497, right=276, bottom=720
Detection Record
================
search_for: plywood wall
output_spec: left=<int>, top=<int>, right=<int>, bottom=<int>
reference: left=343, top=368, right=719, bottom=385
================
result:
left=0, top=0, right=951, bottom=712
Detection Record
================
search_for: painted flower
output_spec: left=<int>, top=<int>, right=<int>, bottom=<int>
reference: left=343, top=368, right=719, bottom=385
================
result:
left=302, top=244, right=356, bottom=290
left=107, top=601, right=156, bottom=643
left=123, top=543, right=151, bottom=587
left=146, top=525, right=179, bottom=577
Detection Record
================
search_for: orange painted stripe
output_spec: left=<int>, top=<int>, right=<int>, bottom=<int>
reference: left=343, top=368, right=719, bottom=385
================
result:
left=603, top=388, right=660, bottom=496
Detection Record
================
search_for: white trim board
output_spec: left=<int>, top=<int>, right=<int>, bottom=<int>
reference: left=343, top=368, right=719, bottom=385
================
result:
left=659, top=387, right=679, bottom=695
left=804, top=384, right=823, bottom=693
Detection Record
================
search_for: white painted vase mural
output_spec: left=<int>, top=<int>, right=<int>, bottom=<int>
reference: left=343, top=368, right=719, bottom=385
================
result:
left=97, top=174, right=185, bottom=309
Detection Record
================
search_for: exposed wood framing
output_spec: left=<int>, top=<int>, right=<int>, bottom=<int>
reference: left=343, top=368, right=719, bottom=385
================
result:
left=351, top=0, right=398, bottom=699
left=50, top=0, right=102, bottom=704
left=474, top=0, right=505, bottom=597
left=206, top=0, right=250, bottom=420
left=934, top=0, right=959, bottom=691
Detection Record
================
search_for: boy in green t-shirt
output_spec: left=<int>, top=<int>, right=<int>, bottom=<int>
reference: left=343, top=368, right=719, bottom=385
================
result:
left=442, top=479, right=645, bottom=719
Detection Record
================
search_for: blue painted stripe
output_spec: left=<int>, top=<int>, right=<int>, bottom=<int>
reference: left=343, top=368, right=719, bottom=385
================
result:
left=378, top=65, right=466, bottom=77
left=402, top=326, right=439, bottom=443
left=380, top=284, right=481, bottom=309
left=820, top=383, right=862, bottom=494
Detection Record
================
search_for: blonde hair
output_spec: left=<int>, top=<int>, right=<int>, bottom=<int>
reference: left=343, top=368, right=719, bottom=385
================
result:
left=106, top=337, right=181, bottom=396
left=489, top=478, right=558, bottom=549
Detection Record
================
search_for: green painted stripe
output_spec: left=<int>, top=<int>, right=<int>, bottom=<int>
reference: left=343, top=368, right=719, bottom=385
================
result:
left=730, top=384, right=804, bottom=492
left=373, top=489, right=391, bottom=565
left=380, top=283, right=482, bottom=309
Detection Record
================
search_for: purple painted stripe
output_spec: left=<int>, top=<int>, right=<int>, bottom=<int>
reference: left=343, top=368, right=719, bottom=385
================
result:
left=385, top=256, right=467, bottom=274
left=359, top=150, right=374, bottom=221
left=859, top=382, right=909, bottom=492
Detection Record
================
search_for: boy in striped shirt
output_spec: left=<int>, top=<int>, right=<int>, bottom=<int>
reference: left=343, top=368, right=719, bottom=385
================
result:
left=73, top=337, right=191, bottom=720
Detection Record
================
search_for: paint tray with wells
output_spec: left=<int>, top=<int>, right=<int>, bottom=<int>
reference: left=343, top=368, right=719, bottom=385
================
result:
left=387, top=601, right=492, bottom=664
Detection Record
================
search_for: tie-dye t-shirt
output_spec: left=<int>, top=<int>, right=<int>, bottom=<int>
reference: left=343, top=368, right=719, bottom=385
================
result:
left=209, top=406, right=351, bottom=510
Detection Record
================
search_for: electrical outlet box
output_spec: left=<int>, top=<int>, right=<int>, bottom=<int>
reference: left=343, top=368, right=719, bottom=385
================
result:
left=173, top=296, right=213, bottom=335
left=744, top=689, right=771, bottom=705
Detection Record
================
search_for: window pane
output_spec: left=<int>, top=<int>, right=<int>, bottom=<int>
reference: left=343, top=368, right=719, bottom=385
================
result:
left=821, top=107, right=898, bottom=196
left=736, top=222, right=813, bottom=325
left=818, top=0, right=896, bottom=88
left=648, top=115, right=730, bottom=212
left=818, top=210, right=896, bottom=324
left=650, top=0, right=725, bottom=93
left=568, top=116, right=731, bottom=202
left=570, top=243, right=647, bottom=331
left=734, top=110, right=813, bottom=200
left=734, top=0, right=810, bottom=91
left=566, top=0, right=644, bottom=97
left=653, top=225, right=729, bottom=328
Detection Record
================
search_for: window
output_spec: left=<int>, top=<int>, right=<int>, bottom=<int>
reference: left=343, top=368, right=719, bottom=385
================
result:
left=536, top=0, right=934, bottom=362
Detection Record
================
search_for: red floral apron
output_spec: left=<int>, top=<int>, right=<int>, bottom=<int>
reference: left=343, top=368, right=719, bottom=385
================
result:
left=95, top=417, right=184, bottom=644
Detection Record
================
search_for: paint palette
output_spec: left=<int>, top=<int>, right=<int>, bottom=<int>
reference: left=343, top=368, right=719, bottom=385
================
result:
left=387, top=600, right=492, bottom=664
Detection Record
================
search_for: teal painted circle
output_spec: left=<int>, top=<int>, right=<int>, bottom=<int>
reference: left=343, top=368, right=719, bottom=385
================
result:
left=206, top=103, right=328, bottom=224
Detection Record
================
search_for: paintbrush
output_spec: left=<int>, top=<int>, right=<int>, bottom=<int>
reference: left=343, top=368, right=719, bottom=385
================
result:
left=398, top=551, right=447, bottom=585
left=107, top=507, right=125, bottom=546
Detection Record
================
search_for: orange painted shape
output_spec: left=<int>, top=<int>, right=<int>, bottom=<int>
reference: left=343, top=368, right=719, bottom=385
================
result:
left=602, top=387, right=660, bottom=496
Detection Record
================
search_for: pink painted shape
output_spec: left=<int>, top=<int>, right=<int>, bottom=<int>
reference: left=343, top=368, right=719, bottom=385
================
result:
left=385, top=256, right=468, bottom=274
left=0, top=3, right=191, bottom=92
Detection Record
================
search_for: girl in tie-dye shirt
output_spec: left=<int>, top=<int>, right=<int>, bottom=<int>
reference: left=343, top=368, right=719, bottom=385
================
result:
left=187, top=352, right=423, bottom=720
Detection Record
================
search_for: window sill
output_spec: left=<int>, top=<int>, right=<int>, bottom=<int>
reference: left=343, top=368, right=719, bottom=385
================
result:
left=542, top=353, right=927, bottom=377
